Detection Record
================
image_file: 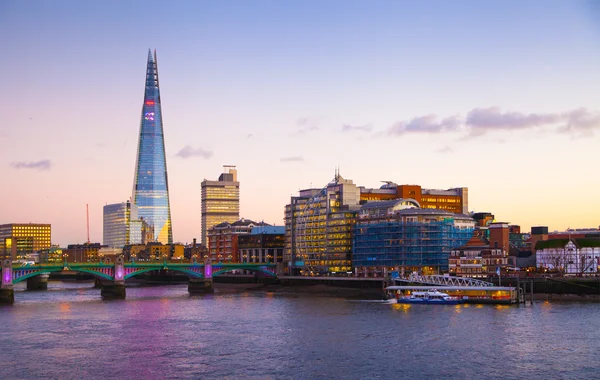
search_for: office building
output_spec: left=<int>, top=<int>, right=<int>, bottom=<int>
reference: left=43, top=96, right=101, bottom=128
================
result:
left=207, top=218, right=267, bottom=262
left=353, top=201, right=475, bottom=276
left=201, top=165, right=240, bottom=245
left=284, top=173, right=361, bottom=275
left=239, top=226, right=285, bottom=264
left=360, top=183, right=468, bottom=214
left=0, top=223, right=51, bottom=260
left=103, top=201, right=132, bottom=248
left=131, top=49, right=173, bottom=244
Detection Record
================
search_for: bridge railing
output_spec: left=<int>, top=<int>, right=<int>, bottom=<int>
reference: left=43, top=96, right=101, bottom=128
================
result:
left=396, top=273, right=495, bottom=287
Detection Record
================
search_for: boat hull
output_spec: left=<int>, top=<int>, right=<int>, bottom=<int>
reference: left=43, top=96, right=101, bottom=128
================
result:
left=396, top=298, right=464, bottom=305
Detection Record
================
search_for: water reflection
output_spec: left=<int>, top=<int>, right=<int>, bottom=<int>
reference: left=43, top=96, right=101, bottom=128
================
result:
left=2, top=282, right=600, bottom=380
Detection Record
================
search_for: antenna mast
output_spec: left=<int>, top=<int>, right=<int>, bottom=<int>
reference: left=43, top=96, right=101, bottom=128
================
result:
left=86, top=204, right=90, bottom=244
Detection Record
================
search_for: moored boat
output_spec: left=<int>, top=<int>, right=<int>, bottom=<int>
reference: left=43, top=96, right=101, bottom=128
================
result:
left=395, top=289, right=464, bottom=305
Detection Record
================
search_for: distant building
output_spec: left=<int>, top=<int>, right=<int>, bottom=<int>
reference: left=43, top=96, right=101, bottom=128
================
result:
left=0, top=223, right=51, bottom=261
left=536, top=238, right=600, bottom=275
left=207, top=218, right=268, bottom=262
left=354, top=201, right=475, bottom=276
left=103, top=201, right=133, bottom=248
left=360, top=183, right=468, bottom=214
left=285, top=174, right=361, bottom=275
left=63, top=243, right=106, bottom=262
left=285, top=173, right=471, bottom=276
left=239, top=226, right=285, bottom=264
left=201, top=165, right=240, bottom=245
left=122, top=242, right=184, bottom=261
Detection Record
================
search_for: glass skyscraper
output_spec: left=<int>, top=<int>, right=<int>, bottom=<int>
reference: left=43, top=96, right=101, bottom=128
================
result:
left=132, top=50, right=173, bottom=244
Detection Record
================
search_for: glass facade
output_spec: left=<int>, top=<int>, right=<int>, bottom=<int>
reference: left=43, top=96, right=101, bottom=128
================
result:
left=284, top=175, right=360, bottom=275
left=132, top=50, right=172, bottom=244
left=103, top=201, right=131, bottom=248
left=353, top=209, right=475, bottom=274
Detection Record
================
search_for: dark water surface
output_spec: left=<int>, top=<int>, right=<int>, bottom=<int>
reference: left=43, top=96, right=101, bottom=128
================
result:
left=1, top=281, right=599, bottom=379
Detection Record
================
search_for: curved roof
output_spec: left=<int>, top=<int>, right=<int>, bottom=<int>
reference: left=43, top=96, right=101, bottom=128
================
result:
left=360, top=198, right=420, bottom=211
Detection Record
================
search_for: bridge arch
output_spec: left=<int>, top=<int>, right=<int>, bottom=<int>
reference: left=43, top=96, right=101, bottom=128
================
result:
left=123, top=267, right=204, bottom=280
left=212, top=267, right=276, bottom=278
left=12, top=268, right=114, bottom=283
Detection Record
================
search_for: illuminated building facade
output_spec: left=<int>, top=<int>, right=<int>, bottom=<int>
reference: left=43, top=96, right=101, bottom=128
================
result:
left=353, top=203, right=475, bottom=276
left=201, top=166, right=240, bottom=245
left=63, top=243, right=105, bottom=262
left=0, top=223, right=51, bottom=261
left=239, top=226, right=285, bottom=264
left=131, top=49, right=173, bottom=244
left=207, top=218, right=266, bottom=262
left=360, top=183, right=468, bottom=214
left=284, top=174, right=361, bottom=275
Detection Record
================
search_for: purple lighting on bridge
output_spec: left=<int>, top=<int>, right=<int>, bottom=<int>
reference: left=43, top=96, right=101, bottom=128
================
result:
left=116, top=268, right=124, bottom=280
left=204, top=264, right=212, bottom=278
left=3, top=269, right=10, bottom=284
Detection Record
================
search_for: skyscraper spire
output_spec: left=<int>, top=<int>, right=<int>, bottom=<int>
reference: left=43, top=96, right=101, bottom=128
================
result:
left=131, top=49, right=173, bottom=244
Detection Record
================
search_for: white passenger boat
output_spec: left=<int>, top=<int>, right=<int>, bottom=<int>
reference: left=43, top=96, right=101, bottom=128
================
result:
left=396, top=289, right=464, bottom=305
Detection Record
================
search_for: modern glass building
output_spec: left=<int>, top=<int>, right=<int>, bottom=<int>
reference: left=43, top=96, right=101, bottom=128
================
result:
left=353, top=201, right=475, bottom=275
left=201, top=166, right=240, bottom=246
left=284, top=174, right=361, bottom=275
left=132, top=50, right=172, bottom=244
left=103, top=201, right=132, bottom=248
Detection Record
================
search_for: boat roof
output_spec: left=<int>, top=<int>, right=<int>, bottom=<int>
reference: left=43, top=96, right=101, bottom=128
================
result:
left=386, top=285, right=515, bottom=291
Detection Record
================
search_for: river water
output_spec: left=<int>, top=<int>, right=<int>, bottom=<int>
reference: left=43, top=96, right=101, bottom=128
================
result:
left=1, top=281, right=599, bottom=379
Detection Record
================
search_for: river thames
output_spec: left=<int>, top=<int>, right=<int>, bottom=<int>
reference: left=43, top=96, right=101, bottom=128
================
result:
left=1, top=281, right=599, bottom=379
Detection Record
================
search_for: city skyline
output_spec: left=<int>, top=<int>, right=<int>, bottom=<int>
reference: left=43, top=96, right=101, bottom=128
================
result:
left=1, top=1, right=599, bottom=246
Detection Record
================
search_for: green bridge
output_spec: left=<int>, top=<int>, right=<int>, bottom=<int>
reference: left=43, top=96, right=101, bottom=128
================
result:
left=0, top=257, right=278, bottom=304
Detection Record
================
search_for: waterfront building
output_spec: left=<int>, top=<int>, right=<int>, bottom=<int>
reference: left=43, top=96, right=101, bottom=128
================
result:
left=207, top=218, right=267, bottom=262
left=360, top=183, right=468, bottom=214
left=183, top=238, right=208, bottom=260
left=63, top=243, right=105, bottom=262
left=122, top=242, right=184, bottom=261
left=536, top=238, right=600, bottom=275
left=353, top=201, right=475, bottom=276
left=449, top=235, right=509, bottom=278
left=239, top=226, right=285, bottom=264
left=103, top=201, right=132, bottom=248
left=39, top=245, right=63, bottom=264
left=131, top=49, right=173, bottom=244
left=201, top=165, right=240, bottom=245
left=285, top=174, right=471, bottom=276
left=284, top=174, right=361, bottom=275
left=0, top=223, right=51, bottom=261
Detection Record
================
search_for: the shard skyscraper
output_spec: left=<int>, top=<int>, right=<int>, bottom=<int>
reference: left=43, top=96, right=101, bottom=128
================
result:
left=131, top=49, right=173, bottom=244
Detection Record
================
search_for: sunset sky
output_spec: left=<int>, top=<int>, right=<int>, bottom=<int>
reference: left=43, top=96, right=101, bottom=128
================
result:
left=1, top=1, right=599, bottom=246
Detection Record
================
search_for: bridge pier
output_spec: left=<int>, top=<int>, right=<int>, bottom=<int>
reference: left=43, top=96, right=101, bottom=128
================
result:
left=27, top=274, right=49, bottom=290
left=1, top=259, right=14, bottom=305
left=101, top=255, right=126, bottom=300
left=188, top=278, right=214, bottom=294
left=100, top=282, right=126, bottom=299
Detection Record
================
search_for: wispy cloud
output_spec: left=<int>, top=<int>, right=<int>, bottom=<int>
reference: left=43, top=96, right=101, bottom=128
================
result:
left=436, top=146, right=453, bottom=154
left=175, top=145, right=213, bottom=159
left=389, top=115, right=461, bottom=135
left=11, top=159, right=52, bottom=171
left=280, top=156, right=304, bottom=162
left=342, top=124, right=373, bottom=133
left=296, top=117, right=322, bottom=134
left=387, top=107, right=600, bottom=139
